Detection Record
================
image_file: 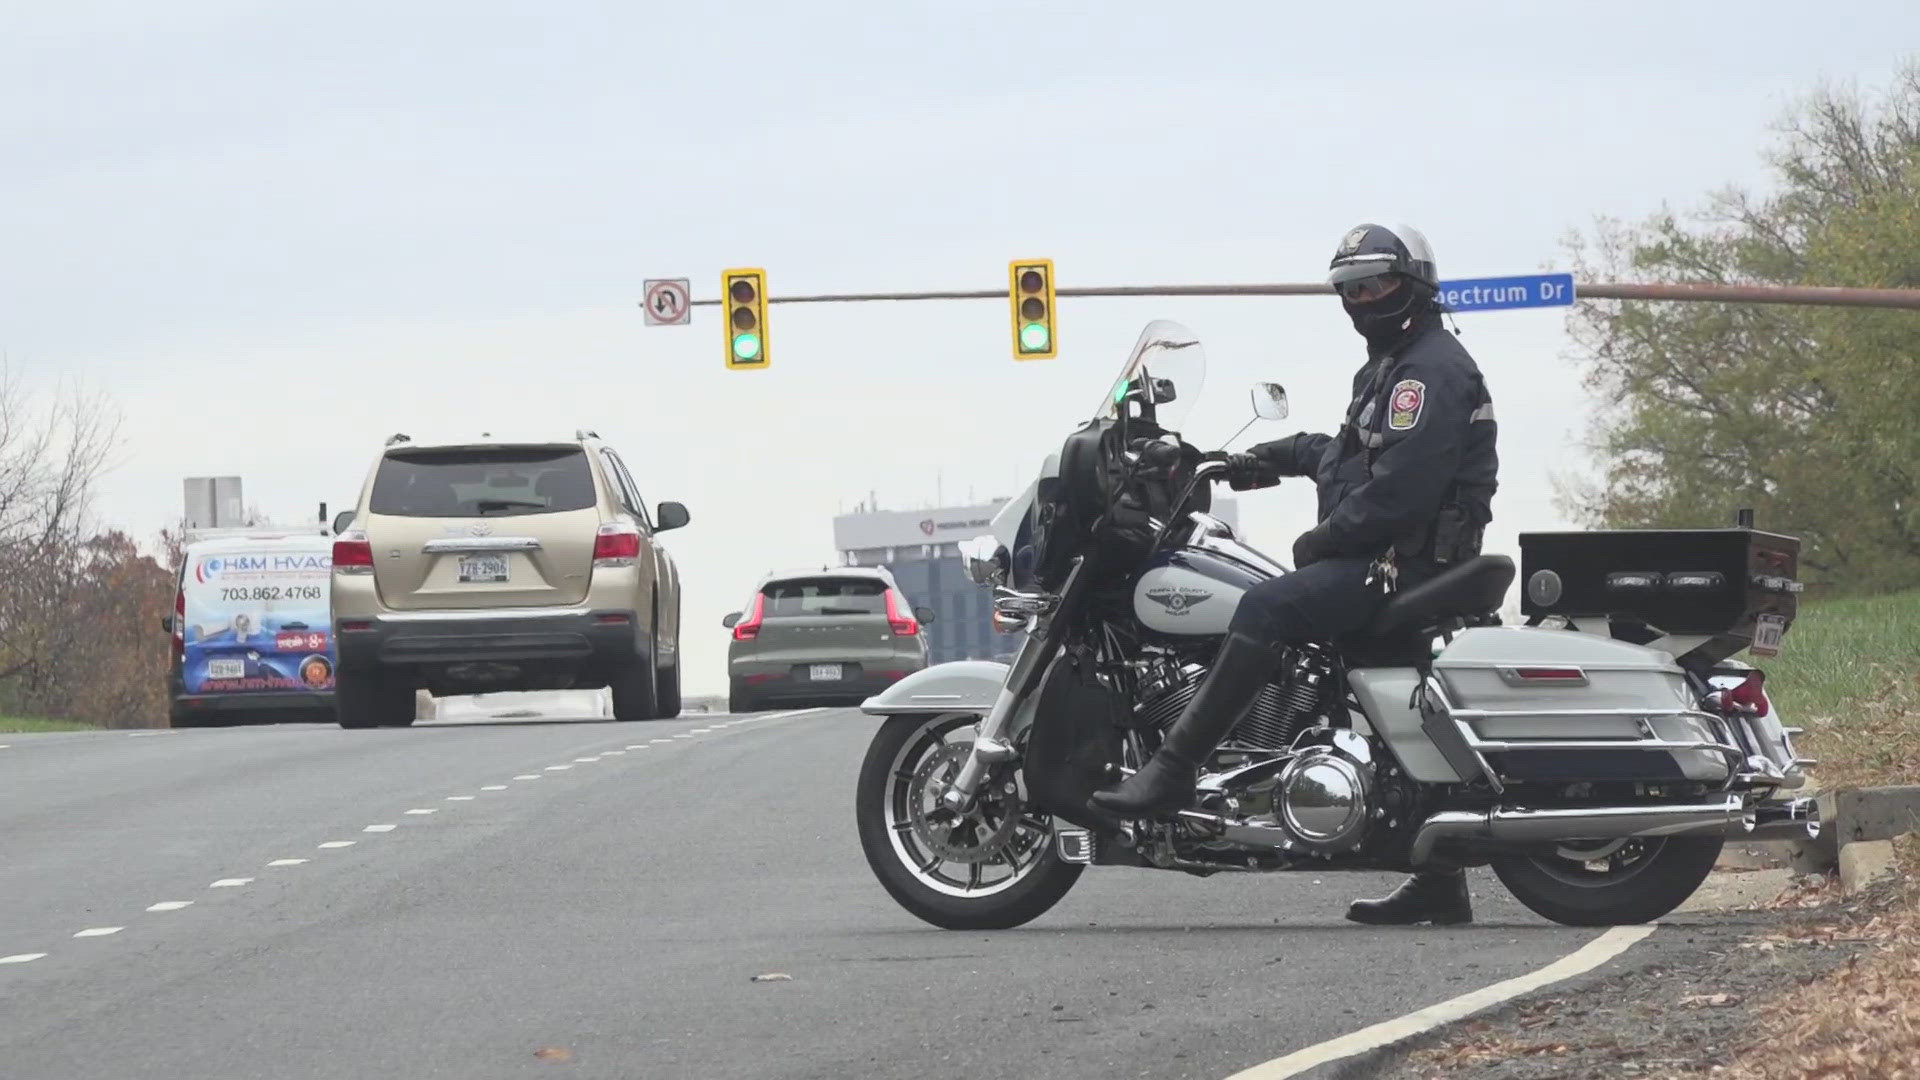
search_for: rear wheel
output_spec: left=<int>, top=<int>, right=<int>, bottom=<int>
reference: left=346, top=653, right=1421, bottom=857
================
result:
left=653, top=598, right=681, bottom=719
left=336, top=670, right=414, bottom=729
left=1492, top=835, right=1724, bottom=926
left=609, top=623, right=659, bottom=722
left=856, top=712, right=1081, bottom=931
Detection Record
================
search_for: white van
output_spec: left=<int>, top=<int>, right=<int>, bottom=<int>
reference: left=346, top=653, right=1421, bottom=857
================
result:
left=163, top=530, right=337, bottom=726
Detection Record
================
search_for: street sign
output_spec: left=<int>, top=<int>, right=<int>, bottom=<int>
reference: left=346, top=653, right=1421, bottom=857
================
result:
left=1435, top=273, right=1576, bottom=313
left=642, top=279, right=692, bottom=326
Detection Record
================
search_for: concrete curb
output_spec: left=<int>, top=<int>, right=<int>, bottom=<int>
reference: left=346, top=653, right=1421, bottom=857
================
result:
left=1837, top=839, right=1902, bottom=895
left=1713, top=785, right=1920, bottom=875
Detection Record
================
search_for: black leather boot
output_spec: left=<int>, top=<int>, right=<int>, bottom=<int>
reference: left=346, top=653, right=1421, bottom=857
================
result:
left=1089, top=631, right=1278, bottom=819
left=1345, top=870, right=1473, bottom=926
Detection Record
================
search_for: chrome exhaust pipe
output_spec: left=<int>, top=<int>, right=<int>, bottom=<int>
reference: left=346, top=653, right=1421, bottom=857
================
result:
left=1748, top=796, right=1821, bottom=840
left=1409, top=795, right=1749, bottom=867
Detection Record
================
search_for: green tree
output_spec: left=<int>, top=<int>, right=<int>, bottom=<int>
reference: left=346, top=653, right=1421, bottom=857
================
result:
left=1566, top=64, right=1920, bottom=592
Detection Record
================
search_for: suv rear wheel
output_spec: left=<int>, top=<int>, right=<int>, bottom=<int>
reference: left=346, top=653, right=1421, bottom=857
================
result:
left=337, top=671, right=415, bottom=729
left=609, top=616, right=660, bottom=721
left=654, top=596, right=682, bottom=719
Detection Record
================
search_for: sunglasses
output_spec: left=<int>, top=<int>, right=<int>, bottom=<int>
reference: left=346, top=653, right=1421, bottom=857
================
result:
left=1335, top=274, right=1405, bottom=303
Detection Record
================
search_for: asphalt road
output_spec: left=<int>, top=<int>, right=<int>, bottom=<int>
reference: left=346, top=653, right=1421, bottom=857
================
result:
left=2, top=706, right=1622, bottom=1080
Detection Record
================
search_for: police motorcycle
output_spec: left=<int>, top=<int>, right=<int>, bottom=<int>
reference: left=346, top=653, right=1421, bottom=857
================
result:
left=855, top=320, right=1819, bottom=931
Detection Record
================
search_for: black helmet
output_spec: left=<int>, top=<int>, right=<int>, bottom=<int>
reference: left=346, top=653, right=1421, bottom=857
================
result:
left=1327, top=223, right=1439, bottom=292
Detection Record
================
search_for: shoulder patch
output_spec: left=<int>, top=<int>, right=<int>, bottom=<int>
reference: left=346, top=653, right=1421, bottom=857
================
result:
left=1388, top=379, right=1426, bottom=431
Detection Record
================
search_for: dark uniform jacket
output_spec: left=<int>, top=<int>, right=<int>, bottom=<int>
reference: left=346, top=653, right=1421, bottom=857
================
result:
left=1267, top=310, right=1498, bottom=582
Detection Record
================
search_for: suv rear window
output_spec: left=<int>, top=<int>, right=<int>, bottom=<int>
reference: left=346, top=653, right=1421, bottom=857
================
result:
left=762, top=577, right=890, bottom=616
left=370, top=447, right=597, bottom=518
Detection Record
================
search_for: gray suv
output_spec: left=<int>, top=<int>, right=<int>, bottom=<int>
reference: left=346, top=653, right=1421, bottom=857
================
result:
left=723, top=568, right=933, bottom=712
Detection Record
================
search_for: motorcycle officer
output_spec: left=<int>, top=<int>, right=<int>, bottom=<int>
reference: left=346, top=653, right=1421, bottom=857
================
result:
left=1090, top=223, right=1499, bottom=926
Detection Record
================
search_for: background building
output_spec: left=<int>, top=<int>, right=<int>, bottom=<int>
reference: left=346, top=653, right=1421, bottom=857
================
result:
left=833, top=496, right=1238, bottom=665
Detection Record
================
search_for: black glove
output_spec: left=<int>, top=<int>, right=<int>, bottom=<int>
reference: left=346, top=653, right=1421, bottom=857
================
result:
left=1245, top=435, right=1302, bottom=473
left=1224, top=453, right=1281, bottom=491
left=1292, top=525, right=1335, bottom=569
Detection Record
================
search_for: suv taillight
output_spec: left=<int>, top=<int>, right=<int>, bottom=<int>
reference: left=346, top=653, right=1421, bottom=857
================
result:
left=333, top=532, right=374, bottom=573
left=172, top=590, right=186, bottom=661
left=594, top=522, right=642, bottom=565
left=885, top=589, right=919, bottom=637
left=733, top=594, right=765, bottom=641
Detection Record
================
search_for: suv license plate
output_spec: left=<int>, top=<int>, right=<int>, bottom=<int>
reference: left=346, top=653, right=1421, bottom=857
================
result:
left=1751, top=613, right=1787, bottom=657
left=457, top=554, right=510, bottom=584
left=207, top=658, right=245, bottom=679
left=809, top=663, right=842, bottom=682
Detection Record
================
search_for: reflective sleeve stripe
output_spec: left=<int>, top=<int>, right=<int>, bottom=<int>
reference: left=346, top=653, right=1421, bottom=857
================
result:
left=1471, top=403, right=1496, bottom=423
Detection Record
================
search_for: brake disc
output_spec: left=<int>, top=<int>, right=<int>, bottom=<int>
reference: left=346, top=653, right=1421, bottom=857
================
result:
left=908, top=742, right=1024, bottom=862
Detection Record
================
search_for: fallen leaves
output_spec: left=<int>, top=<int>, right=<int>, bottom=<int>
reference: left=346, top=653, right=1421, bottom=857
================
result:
left=1679, top=993, right=1742, bottom=1009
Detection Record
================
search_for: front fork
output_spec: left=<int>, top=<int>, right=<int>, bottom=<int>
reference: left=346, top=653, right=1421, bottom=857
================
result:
left=939, top=560, right=1085, bottom=814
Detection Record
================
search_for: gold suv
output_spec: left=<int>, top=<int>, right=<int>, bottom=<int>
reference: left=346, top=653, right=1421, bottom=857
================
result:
left=330, top=431, right=687, bottom=728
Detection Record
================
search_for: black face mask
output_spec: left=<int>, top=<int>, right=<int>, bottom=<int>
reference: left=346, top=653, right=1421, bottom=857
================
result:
left=1344, top=280, right=1428, bottom=350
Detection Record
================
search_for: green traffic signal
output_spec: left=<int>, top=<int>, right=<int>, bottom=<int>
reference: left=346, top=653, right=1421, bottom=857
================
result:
left=732, top=332, right=763, bottom=361
left=1019, top=322, right=1051, bottom=352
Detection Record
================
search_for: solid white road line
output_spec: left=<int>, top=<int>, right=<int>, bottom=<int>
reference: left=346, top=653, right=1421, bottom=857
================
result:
left=318, top=841, right=356, bottom=849
left=480, top=785, right=508, bottom=791
left=73, top=927, right=123, bottom=938
left=208, top=878, right=253, bottom=888
left=146, top=901, right=193, bottom=912
left=0, top=953, right=48, bottom=964
left=0, top=744, right=10, bottom=749
left=1222, top=925, right=1658, bottom=1080
left=363, top=824, right=396, bottom=833
left=404, top=808, right=436, bottom=815
left=267, top=858, right=308, bottom=867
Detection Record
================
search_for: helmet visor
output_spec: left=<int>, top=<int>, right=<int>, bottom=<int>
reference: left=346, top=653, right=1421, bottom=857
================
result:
left=1329, top=257, right=1404, bottom=301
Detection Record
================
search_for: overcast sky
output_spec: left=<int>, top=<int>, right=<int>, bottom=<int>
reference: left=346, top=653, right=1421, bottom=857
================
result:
left=5, top=2, right=1915, bottom=694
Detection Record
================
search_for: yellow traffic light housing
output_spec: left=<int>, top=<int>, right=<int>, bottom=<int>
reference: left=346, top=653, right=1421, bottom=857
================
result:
left=1009, top=259, right=1057, bottom=360
left=722, top=268, right=768, bottom=370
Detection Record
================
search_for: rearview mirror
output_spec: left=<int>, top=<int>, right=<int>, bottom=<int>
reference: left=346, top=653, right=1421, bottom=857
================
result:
left=1252, top=383, right=1289, bottom=421
left=721, top=612, right=741, bottom=629
left=913, top=606, right=936, bottom=625
left=656, top=501, right=691, bottom=532
left=331, top=511, right=355, bottom=534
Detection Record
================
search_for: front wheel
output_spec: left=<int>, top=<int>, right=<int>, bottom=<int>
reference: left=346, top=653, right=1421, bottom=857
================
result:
left=1491, top=835, right=1724, bottom=926
left=856, top=712, right=1082, bottom=931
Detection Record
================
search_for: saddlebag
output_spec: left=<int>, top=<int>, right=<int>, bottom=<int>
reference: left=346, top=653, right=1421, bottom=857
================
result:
left=1429, top=627, right=1735, bottom=785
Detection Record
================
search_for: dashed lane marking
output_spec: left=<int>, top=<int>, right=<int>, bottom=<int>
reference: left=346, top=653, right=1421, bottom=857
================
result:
left=318, top=841, right=355, bottom=849
left=404, top=808, right=436, bottom=815
left=573, top=757, right=601, bottom=763
left=267, top=859, right=308, bottom=867
left=480, top=785, right=508, bottom=791
left=208, top=878, right=252, bottom=888
left=447, top=795, right=476, bottom=801
left=0, top=953, right=47, bottom=964
left=513, top=775, right=541, bottom=781
left=73, top=927, right=123, bottom=938
left=544, top=765, right=572, bottom=771
left=146, top=902, right=192, bottom=912
left=362, top=824, right=396, bottom=833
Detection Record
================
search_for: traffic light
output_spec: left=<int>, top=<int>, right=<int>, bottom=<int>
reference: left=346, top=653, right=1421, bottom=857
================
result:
left=722, top=268, right=768, bottom=369
left=1009, top=259, right=1057, bottom=360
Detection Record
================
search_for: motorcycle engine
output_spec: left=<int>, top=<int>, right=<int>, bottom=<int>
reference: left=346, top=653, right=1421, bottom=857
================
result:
left=1133, top=644, right=1337, bottom=752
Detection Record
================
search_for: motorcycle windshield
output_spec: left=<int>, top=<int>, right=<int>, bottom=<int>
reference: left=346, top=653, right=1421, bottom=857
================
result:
left=1096, top=319, right=1208, bottom=435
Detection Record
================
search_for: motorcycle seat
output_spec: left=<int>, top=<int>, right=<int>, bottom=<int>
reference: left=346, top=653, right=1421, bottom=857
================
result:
left=1365, top=555, right=1515, bottom=639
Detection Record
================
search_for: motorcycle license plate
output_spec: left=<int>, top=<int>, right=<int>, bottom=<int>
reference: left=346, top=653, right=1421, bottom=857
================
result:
left=809, top=663, right=843, bottom=682
left=457, top=554, right=510, bottom=584
left=1751, top=613, right=1787, bottom=657
left=207, top=658, right=245, bottom=680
